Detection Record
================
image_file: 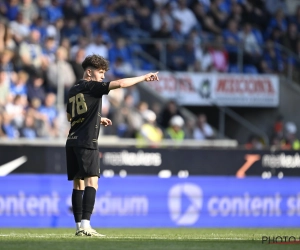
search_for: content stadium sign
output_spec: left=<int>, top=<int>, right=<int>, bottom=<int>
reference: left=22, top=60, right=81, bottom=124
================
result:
left=1, top=175, right=300, bottom=227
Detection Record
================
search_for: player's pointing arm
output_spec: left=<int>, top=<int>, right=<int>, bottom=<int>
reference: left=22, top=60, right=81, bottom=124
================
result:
left=108, top=72, right=159, bottom=90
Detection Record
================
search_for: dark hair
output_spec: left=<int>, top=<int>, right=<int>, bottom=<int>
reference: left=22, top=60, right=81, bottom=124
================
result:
left=81, top=54, right=109, bottom=71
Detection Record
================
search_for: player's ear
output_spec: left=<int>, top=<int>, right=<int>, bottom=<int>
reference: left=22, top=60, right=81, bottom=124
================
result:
left=87, top=69, right=91, bottom=76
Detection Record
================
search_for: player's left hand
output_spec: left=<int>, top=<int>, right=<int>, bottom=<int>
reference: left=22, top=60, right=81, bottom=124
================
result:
left=100, top=117, right=112, bottom=126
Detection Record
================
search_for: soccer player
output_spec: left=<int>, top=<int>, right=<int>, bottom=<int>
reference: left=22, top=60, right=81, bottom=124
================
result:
left=65, top=54, right=159, bottom=236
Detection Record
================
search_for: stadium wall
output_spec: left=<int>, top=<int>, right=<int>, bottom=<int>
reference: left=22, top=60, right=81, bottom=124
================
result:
left=0, top=145, right=300, bottom=177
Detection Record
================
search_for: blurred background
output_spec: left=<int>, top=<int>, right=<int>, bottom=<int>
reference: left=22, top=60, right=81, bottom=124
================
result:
left=1, top=0, right=300, bottom=228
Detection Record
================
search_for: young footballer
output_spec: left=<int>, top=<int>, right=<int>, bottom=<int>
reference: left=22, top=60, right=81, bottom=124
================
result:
left=65, top=54, right=159, bottom=236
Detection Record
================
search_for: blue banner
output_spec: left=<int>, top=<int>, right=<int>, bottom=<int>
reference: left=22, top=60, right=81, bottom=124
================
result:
left=0, top=175, right=300, bottom=227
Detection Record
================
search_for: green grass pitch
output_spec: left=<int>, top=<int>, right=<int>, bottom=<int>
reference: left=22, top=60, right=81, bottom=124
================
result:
left=1, top=228, right=300, bottom=250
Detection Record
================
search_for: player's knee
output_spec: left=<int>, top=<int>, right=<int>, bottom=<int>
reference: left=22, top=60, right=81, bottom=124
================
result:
left=73, top=179, right=84, bottom=190
left=84, top=176, right=98, bottom=190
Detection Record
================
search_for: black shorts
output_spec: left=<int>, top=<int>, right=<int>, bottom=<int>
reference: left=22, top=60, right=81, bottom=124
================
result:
left=66, top=146, right=100, bottom=181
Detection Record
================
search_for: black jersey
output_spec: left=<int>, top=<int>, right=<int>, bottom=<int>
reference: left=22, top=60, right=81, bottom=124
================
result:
left=66, top=79, right=110, bottom=149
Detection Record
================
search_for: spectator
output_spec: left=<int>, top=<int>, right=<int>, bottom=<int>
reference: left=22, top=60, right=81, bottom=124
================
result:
left=109, top=38, right=133, bottom=66
left=261, top=39, right=284, bottom=73
left=290, top=6, right=300, bottom=32
left=20, top=112, right=38, bottom=139
left=158, top=100, right=183, bottom=129
left=46, top=46, right=76, bottom=93
left=265, top=0, right=288, bottom=16
left=208, top=36, right=229, bottom=72
left=27, top=73, right=46, bottom=103
left=229, top=2, right=243, bottom=26
left=111, top=57, right=133, bottom=78
left=27, top=98, right=49, bottom=137
left=36, top=0, right=50, bottom=23
left=124, top=86, right=140, bottom=106
left=152, top=5, right=173, bottom=32
left=184, top=119, right=196, bottom=139
left=184, top=41, right=196, bottom=70
left=2, top=112, right=19, bottom=138
left=43, top=36, right=57, bottom=63
left=61, top=18, right=82, bottom=46
left=85, top=34, right=108, bottom=59
left=62, top=0, right=82, bottom=22
left=0, top=71, right=9, bottom=107
left=272, top=115, right=284, bottom=141
left=223, top=19, right=241, bottom=64
left=193, top=113, right=214, bottom=140
left=113, top=94, right=141, bottom=138
left=266, top=9, right=288, bottom=39
left=70, top=48, right=85, bottom=81
left=5, top=94, right=26, bottom=129
left=30, top=15, right=48, bottom=42
left=195, top=44, right=214, bottom=72
left=46, top=0, right=63, bottom=23
left=70, top=36, right=88, bottom=60
left=171, top=19, right=186, bottom=42
left=166, top=41, right=186, bottom=71
left=245, top=135, right=264, bottom=149
left=79, top=17, right=93, bottom=40
left=193, top=2, right=221, bottom=35
left=38, top=93, right=57, bottom=127
left=10, top=70, right=28, bottom=97
left=85, top=0, right=106, bottom=22
left=46, top=17, right=64, bottom=43
left=208, top=0, right=228, bottom=28
left=281, top=121, right=300, bottom=150
left=239, top=23, right=262, bottom=56
left=9, top=12, right=30, bottom=43
left=0, top=24, right=17, bottom=51
left=135, top=4, right=152, bottom=34
left=0, top=114, right=6, bottom=138
left=243, top=0, right=268, bottom=30
left=281, top=22, right=299, bottom=53
left=137, top=109, right=163, bottom=146
left=117, top=0, right=149, bottom=39
left=19, top=29, right=44, bottom=72
left=3, top=0, right=19, bottom=21
left=165, top=115, right=185, bottom=141
left=0, top=49, right=15, bottom=74
left=172, top=0, right=198, bottom=35
left=19, top=0, right=38, bottom=25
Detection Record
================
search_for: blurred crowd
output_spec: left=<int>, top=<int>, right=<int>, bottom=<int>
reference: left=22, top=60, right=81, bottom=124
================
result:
left=0, top=0, right=298, bottom=143
left=245, top=115, right=300, bottom=150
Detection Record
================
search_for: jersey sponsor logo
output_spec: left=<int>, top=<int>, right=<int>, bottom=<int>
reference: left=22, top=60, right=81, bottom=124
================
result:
left=168, top=183, right=203, bottom=225
left=71, top=118, right=85, bottom=127
left=67, top=136, right=78, bottom=140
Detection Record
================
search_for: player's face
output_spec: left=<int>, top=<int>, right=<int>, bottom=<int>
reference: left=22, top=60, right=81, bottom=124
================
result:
left=91, top=68, right=106, bottom=82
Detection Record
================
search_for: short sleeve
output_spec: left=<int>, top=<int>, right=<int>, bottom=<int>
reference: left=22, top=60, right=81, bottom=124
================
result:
left=87, top=81, right=110, bottom=98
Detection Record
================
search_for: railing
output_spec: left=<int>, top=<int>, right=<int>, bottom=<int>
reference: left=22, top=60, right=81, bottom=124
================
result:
left=0, top=137, right=238, bottom=148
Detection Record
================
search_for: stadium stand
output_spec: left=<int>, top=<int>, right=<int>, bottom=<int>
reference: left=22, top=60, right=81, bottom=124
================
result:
left=0, top=0, right=299, bottom=148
